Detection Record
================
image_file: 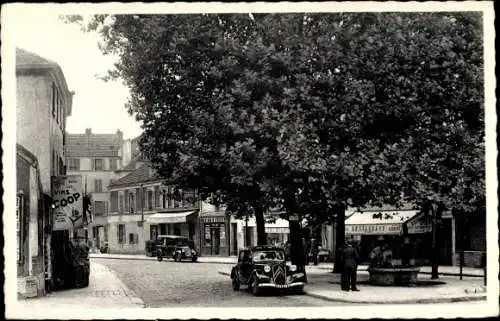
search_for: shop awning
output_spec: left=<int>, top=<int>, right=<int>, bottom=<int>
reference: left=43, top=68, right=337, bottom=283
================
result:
left=146, top=211, right=195, bottom=224
left=345, top=210, right=420, bottom=235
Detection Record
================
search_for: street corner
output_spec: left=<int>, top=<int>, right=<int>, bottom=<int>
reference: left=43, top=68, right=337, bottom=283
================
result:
left=464, top=286, right=487, bottom=294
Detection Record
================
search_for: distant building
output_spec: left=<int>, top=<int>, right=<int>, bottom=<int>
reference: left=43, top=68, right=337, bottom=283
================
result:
left=65, top=129, right=132, bottom=249
left=16, top=48, right=74, bottom=297
left=106, top=159, right=200, bottom=254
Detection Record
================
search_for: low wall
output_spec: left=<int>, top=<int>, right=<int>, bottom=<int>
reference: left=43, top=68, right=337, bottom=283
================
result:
left=368, top=267, right=420, bottom=286
left=17, top=273, right=44, bottom=299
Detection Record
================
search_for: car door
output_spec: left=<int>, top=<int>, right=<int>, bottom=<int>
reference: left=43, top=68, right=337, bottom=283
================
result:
left=239, top=250, right=253, bottom=283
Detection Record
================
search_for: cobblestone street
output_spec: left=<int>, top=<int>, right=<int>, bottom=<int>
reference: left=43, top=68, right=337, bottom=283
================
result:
left=96, top=258, right=347, bottom=307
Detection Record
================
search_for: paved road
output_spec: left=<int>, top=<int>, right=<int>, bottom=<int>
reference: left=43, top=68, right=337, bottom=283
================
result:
left=93, top=258, right=347, bottom=308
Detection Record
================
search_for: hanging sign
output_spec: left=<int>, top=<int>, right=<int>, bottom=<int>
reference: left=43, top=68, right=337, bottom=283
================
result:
left=407, top=216, right=432, bottom=234
left=51, top=175, right=83, bottom=231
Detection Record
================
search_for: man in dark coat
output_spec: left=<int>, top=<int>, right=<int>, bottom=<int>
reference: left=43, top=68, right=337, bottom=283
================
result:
left=341, top=240, right=360, bottom=291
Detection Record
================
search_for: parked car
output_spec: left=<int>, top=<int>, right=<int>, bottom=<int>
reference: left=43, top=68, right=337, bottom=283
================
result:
left=145, top=239, right=161, bottom=257
left=156, top=235, right=198, bottom=262
left=230, top=245, right=307, bottom=296
left=308, top=246, right=332, bottom=263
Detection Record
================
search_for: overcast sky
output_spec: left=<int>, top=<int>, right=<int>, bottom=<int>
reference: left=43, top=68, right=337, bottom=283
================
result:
left=13, top=9, right=142, bottom=139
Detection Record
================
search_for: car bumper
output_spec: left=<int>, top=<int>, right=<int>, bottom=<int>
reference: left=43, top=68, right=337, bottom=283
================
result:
left=257, top=282, right=305, bottom=289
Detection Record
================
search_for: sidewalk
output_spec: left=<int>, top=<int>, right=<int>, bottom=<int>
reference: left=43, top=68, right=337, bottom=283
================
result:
left=305, top=270, right=486, bottom=304
left=7, top=262, right=145, bottom=318
left=216, top=265, right=487, bottom=304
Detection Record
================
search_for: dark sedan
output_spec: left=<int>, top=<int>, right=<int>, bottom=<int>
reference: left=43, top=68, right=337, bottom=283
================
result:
left=230, top=245, right=307, bottom=296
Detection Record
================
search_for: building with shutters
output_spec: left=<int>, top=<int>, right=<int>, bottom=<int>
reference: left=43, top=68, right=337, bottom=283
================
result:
left=16, top=48, right=74, bottom=297
left=106, top=159, right=200, bottom=254
left=64, top=129, right=135, bottom=249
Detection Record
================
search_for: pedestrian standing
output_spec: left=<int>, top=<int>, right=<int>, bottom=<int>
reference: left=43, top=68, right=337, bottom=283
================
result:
left=341, top=240, right=360, bottom=291
left=311, top=239, right=319, bottom=265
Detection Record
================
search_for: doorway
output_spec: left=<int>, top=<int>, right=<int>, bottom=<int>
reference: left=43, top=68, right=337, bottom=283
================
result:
left=231, top=223, right=237, bottom=255
left=150, top=225, right=158, bottom=240
left=210, top=226, right=220, bottom=255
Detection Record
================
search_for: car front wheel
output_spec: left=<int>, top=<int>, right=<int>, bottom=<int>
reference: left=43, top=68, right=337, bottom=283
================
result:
left=232, top=277, right=240, bottom=291
left=192, top=256, right=197, bottom=262
left=250, top=277, right=260, bottom=296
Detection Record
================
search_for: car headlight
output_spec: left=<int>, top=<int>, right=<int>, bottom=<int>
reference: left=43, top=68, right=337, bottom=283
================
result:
left=192, top=250, right=196, bottom=255
left=264, top=265, right=271, bottom=273
left=290, top=265, right=297, bottom=272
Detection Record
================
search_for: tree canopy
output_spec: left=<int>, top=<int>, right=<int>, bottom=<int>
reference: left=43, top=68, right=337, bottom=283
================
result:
left=64, top=12, right=485, bottom=251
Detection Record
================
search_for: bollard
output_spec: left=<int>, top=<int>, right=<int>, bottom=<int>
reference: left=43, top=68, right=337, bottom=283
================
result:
left=482, top=252, right=487, bottom=286
left=459, top=251, right=464, bottom=280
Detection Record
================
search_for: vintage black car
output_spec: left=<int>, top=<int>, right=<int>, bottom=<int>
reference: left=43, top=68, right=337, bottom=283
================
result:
left=230, top=245, right=307, bottom=296
left=156, top=235, right=198, bottom=262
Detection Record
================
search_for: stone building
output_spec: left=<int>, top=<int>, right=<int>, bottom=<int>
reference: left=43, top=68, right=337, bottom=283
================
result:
left=64, top=129, right=131, bottom=249
left=106, top=159, right=200, bottom=254
left=16, top=48, right=73, bottom=297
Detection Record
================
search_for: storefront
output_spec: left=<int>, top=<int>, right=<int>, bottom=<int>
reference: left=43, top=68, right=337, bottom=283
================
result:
left=147, top=211, right=198, bottom=242
left=265, top=219, right=290, bottom=246
left=200, top=215, right=229, bottom=256
left=345, top=209, right=433, bottom=265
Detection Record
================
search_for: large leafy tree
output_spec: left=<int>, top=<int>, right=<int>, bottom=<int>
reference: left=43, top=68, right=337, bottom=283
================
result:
left=64, top=12, right=484, bottom=275
left=273, top=12, right=484, bottom=275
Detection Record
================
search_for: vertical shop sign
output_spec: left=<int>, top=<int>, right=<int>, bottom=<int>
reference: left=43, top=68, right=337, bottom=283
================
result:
left=16, top=195, right=23, bottom=262
left=51, top=175, right=83, bottom=230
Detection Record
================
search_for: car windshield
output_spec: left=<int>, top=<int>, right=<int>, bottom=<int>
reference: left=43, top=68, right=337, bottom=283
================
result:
left=253, top=250, right=285, bottom=262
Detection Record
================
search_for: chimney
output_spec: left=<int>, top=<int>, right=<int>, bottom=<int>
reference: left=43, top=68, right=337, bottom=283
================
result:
left=116, top=129, right=123, bottom=142
left=85, top=128, right=91, bottom=135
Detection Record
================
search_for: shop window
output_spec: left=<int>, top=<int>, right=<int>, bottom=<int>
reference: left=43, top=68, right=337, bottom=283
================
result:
left=118, top=224, right=125, bottom=244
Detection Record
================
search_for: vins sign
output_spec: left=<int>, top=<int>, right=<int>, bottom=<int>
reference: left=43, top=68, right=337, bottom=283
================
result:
left=51, top=175, right=83, bottom=231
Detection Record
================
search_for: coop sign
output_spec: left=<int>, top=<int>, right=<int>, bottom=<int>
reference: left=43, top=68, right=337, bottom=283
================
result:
left=345, top=223, right=402, bottom=235
left=51, top=175, right=83, bottom=231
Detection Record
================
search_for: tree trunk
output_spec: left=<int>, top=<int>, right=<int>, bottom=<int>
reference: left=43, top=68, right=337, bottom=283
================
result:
left=254, top=204, right=267, bottom=245
left=289, top=216, right=305, bottom=267
left=333, top=203, right=346, bottom=273
left=431, top=202, right=445, bottom=279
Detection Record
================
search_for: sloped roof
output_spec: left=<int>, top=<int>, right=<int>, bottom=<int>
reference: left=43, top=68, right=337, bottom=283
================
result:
left=16, top=48, right=59, bottom=68
left=65, top=133, right=122, bottom=157
left=108, top=161, right=161, bottom=188
left=357, top=202, right=417, bottom=212
left=16, top=48, right=73, bottom=116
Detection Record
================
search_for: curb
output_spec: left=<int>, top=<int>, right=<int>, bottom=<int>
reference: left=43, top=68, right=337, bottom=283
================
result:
left=90, top=255, right=236, bottom=265
left=318, top=267, right=484, bottom=278
left=305, top=292, right=487, bottom=304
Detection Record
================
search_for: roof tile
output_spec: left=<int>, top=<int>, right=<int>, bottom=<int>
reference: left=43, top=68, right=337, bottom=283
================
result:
left=65, top=133, right=122, bottom=157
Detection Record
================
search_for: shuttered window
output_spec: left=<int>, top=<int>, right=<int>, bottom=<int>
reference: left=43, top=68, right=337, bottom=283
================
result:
left=118, top=224, right=125, bottom=244
left=94, top=179, right=103, bottom=193
left=110, top=191, right=118, bottom=212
